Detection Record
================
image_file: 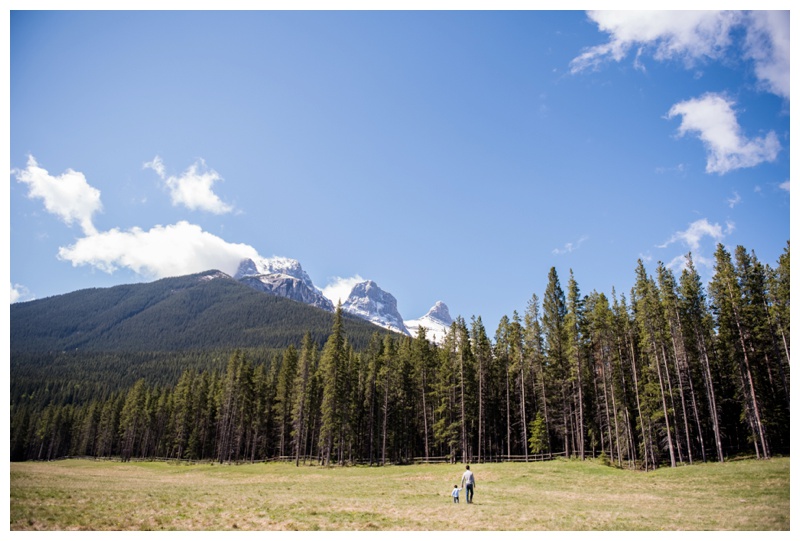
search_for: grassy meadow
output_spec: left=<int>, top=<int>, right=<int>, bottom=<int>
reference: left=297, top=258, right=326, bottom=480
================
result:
left=10, top=457, right=789, bottom=531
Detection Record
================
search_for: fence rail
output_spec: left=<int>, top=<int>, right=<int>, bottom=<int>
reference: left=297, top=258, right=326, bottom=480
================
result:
left=51, top=452, right=567, bottom=466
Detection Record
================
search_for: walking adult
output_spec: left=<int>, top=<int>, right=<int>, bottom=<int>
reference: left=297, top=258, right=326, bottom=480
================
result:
left=460, top=465, right=475, bottom=503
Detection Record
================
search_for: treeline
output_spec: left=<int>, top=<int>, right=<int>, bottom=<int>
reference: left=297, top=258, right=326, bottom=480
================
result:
left=10, top=242, right=789, bottom=468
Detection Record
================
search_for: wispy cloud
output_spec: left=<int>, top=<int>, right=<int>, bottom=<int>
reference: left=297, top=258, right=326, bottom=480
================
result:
left=667, top=93, right=780, bottom=175
left=779, top=180, right=790, bottom=192
left=655, top=163, right=687, bottom=175
left=58, top=221, right=260, bottom=279
left=660, top=218, right=735, bottom=273
left=13, top=155, right=102, bottom=235
left=553, top=235, right=588, bottom=255
left=570, top=11, right=789, bottom=99
left=143, top=155, right=166, bottom=178
left=145, top=156, right=234, bottom=214
left=659, top=218, right=734, bottom=252
left=322, top=275, right=364, bottom=306
left=727, top=191, right=742, bottom=208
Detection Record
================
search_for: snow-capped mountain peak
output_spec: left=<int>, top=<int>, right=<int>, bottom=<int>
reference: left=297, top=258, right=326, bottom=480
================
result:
left=235, top=256, right=314, bottom=288
left=234, top=256, right=451, bottom=339
left=342, top=280, right=409, bottom=335
left=404, top=301, right=453, bottom=345
left=234, top=256, right=333, bottom=311
left=424, top=301, right=452, bottom=326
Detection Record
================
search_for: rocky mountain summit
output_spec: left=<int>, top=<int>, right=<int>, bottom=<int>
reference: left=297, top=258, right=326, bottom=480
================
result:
left=404, top=301, right=453, bottom=345
left=232, top=256, right=453, bottom=341
left=234, top=257, right=333, bottom=312
left=341, top=280, right=409, bottom=335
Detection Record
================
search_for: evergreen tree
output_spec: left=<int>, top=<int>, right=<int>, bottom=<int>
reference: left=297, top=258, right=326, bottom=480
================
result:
left=318, top=304, right=347, bottom=465
left=291, top=332, right=318, bottom=466
left=471, top=315, right=493, bottom=462
left=542, top=267, right=569, bottom=456
left=273, top=345, right=299, bottom=457
left=524, top=295, right=551, bottom=454
left=566, top=270, right=588, bottom=460
left=709, top=244, right=769, bottom=458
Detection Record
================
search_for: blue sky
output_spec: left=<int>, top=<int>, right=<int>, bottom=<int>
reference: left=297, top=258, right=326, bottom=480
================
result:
left=8, top=9, right=791, bottom=335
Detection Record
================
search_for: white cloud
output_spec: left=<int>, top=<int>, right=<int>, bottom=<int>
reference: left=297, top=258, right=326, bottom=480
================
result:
left=660, top=218, right=734, bottom=273
left=743, top=11, right=790, bottom=99
left=553, top=235, right=588, bottom=255
left=13, top=155, right=102, bottom=235
left=57, top=221, right=259, bottom=279
left=659, top=218, right=733, bottom=252
left=322, top=275, right=364, bottom=306
left=667, top=93, right=780, bottom=174
left=10, top=283, right=31, bottom=304
left=779, top=180, right=790, bottom=192
left=571, top=10, right=789, bottom=99
left=571, top=11, right=741, bottom=73
left=145, top=156, right=234, bottom=214
left=143, top=155, right=165, bottom=178
left=727, top=191, right=742, bottom=208
left=665, top=252, right=715, bottom=274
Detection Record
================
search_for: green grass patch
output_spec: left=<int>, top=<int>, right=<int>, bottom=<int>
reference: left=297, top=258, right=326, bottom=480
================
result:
left=10, top=457, right=789, bottom=530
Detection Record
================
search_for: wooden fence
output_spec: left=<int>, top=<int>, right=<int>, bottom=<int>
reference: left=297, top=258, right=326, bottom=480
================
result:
left=52, top=452, right=567, bottom=466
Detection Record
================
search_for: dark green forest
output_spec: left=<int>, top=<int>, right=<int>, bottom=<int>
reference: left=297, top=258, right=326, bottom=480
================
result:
left=10, top=242, right=789, bottom=468
left=10, top=270, right=390, bottom=354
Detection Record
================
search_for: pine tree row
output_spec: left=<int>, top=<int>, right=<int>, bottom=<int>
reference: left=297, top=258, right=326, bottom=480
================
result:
left=10, top=242, right=789, bottom=468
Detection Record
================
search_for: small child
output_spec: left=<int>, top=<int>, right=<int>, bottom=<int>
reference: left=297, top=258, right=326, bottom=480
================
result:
left=451, top=484, right=461, bottom=503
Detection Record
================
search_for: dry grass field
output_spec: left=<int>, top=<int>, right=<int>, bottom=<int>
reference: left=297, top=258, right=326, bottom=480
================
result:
left=9, top=456, right=789, bottom=531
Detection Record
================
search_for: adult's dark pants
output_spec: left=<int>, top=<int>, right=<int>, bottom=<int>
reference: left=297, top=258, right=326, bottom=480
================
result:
left=466, top=483, right=474, bottom=503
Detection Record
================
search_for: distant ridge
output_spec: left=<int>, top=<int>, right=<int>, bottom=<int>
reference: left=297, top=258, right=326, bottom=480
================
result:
left=10, top=270, right=397, bottom=353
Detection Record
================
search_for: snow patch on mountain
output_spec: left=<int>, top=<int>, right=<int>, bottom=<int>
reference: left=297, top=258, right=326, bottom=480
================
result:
left=234, top=257, right=333, bottom=311
left=404, top=301, right=453, bottom=345
left=235, top=256, right=314, bottom=288
left=342, top=280, right=409, bottom=335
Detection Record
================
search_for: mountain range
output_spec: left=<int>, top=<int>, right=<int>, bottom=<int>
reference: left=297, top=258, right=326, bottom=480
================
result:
left=10, top=256, right=453, bottom=355
left=9, top=270, right=391, bottom=354
left=232, top=256, right=452, bottom=343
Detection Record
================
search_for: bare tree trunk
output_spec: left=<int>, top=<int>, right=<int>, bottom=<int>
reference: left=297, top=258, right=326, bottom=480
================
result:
left=421, top=368, right=430, bottom=461
left=478, top=356, right=484, bottom=463
left=659, top=344, right=684, bottom=465
left=728, top=283, right=769, bottom=458
left=653, top=339, right=677, bottom=468
left=600, top=354, right=614, bottom=463
left=627, top=334, right=648, bottom=470
left=459, top=349, right=467, bottom=463
left=697, top=330, right=724, bottom=462
left=520, top=351, right=528, bottom=462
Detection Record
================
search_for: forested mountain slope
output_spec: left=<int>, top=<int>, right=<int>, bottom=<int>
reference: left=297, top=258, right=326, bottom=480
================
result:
left=11, top=270, right=391, bottom=353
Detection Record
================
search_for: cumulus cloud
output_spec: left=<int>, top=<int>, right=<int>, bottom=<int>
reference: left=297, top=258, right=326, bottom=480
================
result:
left=553, top=235, right=588, bottom=255
left=13, top=155, right=102, bottom=235
left=10, top=283, right=31, bottom=304
left=571, top=11, right=741, bottom=72
left=145, top=156, right=234, bottom=214
left=743, top=11, right=790, bottom=99
left=667, top=93, right=780, bottom=174
left=57, top=221, right=259, bottom=279
left=571, top=11, right=789, bottom=100
left=322, top=275, right=364, bottom=306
